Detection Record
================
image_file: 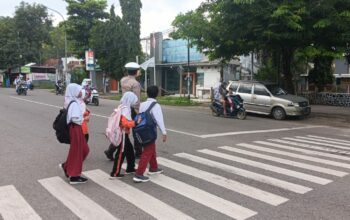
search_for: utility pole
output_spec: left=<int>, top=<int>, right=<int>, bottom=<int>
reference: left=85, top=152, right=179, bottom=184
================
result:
left=187, top=38, right=191, bottom=99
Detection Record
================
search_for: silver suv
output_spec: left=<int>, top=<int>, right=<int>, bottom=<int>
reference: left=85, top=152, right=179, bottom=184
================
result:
left=226, top=81, right=311, bottom=120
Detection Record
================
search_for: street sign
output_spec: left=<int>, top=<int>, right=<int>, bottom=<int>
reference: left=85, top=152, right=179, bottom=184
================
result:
left=85, top=50, right=95, bottom=71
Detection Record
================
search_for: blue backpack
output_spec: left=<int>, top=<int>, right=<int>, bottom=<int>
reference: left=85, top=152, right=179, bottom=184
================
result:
left=133, top=102, right=158, bottom=145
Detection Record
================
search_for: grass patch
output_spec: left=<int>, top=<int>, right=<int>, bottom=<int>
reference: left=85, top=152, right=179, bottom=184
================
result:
left=103, top=94, right=198, bottom=106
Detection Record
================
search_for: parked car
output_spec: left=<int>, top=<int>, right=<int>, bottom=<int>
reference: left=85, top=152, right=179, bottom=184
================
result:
left=226, top=81, right=311, bottom=120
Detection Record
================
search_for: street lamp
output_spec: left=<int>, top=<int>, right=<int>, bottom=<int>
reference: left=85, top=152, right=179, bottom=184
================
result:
left=45, top=6, right=68, bottom=83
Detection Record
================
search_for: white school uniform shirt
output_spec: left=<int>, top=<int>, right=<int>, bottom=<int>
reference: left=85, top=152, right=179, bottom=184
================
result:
left=139, top=98, right=167, bottom=135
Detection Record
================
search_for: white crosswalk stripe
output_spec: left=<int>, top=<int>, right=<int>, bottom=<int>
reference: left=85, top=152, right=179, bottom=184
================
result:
left=5, top=134, right=350, bottom=220
left=283, top=137, right=350, bottom=150
left=219, top=146, right=348, bottom=177
left=295, top=136, right=350, bottom=147
left=0, top=185, right=41, bottom=220
left=157, top=157, right=289, bottom=206
left=198, top=149, right=332, bottom=185
left=252, top=142, right=350, bottom=169
left=38, top=177, right=117, bottom=220
left=149, top=168, right=257, bottom=220
left=308, top=135, right=350, bottom=144
left=84, top=169, right=195, bottom=220
left=270, top=139, right=350, bottom=156
left=175, top=153, right=312, bottom=194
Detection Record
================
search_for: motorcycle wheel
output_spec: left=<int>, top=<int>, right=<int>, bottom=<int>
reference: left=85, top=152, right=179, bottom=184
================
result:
left=236, top=109, right=247, bottom=120
left=94, top=98, right=99, bottom=106
left=24, top=90, right=27, bottom=96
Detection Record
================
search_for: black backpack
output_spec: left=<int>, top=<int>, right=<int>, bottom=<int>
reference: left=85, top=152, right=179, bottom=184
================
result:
left=53, top=101, right=75, bottom=144
left=133, top=102, right=158, bottom=146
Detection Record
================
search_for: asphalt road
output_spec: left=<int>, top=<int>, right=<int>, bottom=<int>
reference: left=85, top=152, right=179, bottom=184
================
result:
left=1, top=88, right=350, bottom=220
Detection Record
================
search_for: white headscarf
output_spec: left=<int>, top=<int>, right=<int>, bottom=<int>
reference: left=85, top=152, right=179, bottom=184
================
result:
left=120, top=92, right=138, bottom=120
left=64, top=83, right=83, bottom=125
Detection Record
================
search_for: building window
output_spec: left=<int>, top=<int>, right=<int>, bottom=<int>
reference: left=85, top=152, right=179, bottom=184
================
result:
left=197, top=73, right=204, bottom=87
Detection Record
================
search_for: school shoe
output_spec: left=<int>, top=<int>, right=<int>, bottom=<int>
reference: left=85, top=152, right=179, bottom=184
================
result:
left=148, top=168, right=163, bottom=175
left=69, top=176, right=88, bottom=185
left=125, top=169, right=136, bottom=175
left=59, top=163, right=69, bottom=178
left=109, top=173, right=125, bottom=180
left=104, top=150, right=114, bottom=161
left=133, top=175, right=150, bottom=183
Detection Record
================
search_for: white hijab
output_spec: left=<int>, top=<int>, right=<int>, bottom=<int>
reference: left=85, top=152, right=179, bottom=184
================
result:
left=120, top=92, right=138, bottom=120
left=64, top=83, right=83, bottom=124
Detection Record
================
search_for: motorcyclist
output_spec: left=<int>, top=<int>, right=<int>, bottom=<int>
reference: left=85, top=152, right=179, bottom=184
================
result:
left=213, top=81, right=228, bottom=116
left=55, top=80, right=63, bottom=93
left=14, top=75, right=24, bottom=93
left=82, top=79, right=92, bottom=101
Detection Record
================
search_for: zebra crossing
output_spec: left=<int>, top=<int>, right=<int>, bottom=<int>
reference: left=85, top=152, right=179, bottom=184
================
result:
left=1, top=134, right=350, bottom=220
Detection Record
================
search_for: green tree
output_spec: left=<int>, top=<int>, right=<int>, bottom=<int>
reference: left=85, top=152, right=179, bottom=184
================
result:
left=171, top=0, right=350, bottom=93
left=13, top=2, right=52, bottom=65
left=120, top=0, right=142, bottom=61
left=0, top=16, right=19, bottom=69
left=42, top=24, right=68, bottom=61
left=65, top=0, right=108, bottom=57
left=90, top=5, right=128, bottom=80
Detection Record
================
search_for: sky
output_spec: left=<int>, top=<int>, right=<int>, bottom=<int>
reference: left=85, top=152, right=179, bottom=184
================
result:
left=0, top=0, right=204, bottom=38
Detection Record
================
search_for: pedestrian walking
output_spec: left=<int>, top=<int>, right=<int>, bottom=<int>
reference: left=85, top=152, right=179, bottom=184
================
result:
left=104, top=62, right=143, bottom=160
left=60, top=83, right=90, bottom=184
left=110, top=92, right=138, bottom=178
left=133, top=86, right=167, bottom=183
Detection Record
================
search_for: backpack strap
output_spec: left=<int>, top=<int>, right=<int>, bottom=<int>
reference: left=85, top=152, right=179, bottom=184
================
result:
left=66, top=101, right=76, bottom=110
left=146, top=102, right=157, bottom=113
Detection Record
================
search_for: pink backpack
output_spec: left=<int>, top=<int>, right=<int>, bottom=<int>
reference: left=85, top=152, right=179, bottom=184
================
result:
left=105, top=106, right=126, bottom=146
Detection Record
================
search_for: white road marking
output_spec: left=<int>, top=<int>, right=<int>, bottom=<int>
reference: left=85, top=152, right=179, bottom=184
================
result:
left=38, top=177, right=117, bottom=220
left=285, top=137, right=350, bottom=150
left=308, top=135, right=350, bottom=144
left=84, top=170, right=194, bottom=220
left=270, top=139, right=350, bottom=156
left=295, top=136, right=350, bottom=147
left=157, top=157, right=288, bottom=206
left=199, top=126, right=326, bottom=138
left=175, top=153, right=312, bottom=194
left=0, top=185, right=41, bottom=220
left=242, top=142, right=350, bottom=169
left=198, top=149, right=331, bottom=185
left=149, top=169, right=257, bottom=220
left=10, top=96, right=328, bottom=139
left=219, top=146, right=347, bottom=177
left=264, top=140, right=350, bottom=162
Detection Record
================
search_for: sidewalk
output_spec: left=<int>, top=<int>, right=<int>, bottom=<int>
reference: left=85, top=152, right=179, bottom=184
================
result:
left=310, top=105, right=350, bottom=118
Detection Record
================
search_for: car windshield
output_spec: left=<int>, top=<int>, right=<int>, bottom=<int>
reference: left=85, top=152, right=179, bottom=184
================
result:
left=265, top=85, right=287, bottom=95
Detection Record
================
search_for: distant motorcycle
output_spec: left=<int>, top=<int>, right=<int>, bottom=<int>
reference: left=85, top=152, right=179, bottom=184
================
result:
left=55, top=82, right=64, bottom=95
left=84, top=87, right=99, bottom=106
left=17, top=82, right=28, bottom=96
left=210, top=95, right=247, bottom=120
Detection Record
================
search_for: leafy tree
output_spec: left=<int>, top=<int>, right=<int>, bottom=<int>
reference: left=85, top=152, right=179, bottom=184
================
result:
left=120, top=0, right=142, bottom=61
left=90, top=5, right=128, bottom=80
left=13, top=2, right=52, bottom=65
left=42, top=24, right=69, bottom=61
left=0, top=16, right=19, bottom=69
left=65, top=0, right=108, bottom=57
left=171, top=0, right=350, bottom=93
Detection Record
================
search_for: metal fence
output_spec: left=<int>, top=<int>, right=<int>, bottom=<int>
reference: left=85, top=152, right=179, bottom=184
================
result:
left=298, top=92, right=350, bottom=107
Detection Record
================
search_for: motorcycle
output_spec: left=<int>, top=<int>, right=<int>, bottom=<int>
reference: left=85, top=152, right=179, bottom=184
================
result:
left=210, top=95, right=247, bottom=120
left=84, top=87, right=99, bottom=106
left=17, top=82, right=28, bottom=96
left=55, top=83, right=64, bottom=95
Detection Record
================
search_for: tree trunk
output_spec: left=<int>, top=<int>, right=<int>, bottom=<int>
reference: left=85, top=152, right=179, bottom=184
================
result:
left=281, top=48, right=295, bottom=94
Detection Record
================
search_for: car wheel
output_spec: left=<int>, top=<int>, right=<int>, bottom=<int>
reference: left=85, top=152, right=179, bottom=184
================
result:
left=272, top=107, right=286, bottom=120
